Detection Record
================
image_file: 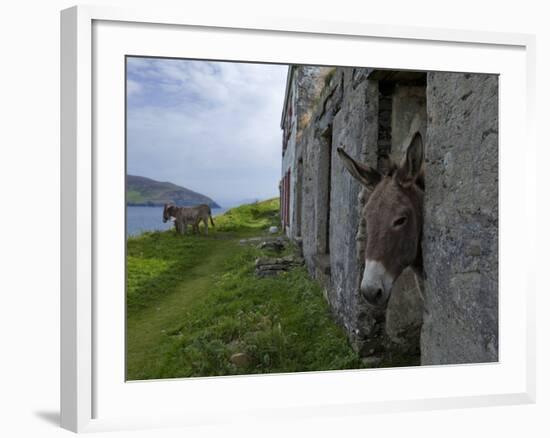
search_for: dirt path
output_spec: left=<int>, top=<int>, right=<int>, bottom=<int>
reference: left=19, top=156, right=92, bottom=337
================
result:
left=126, top=237, right=239, bottom=380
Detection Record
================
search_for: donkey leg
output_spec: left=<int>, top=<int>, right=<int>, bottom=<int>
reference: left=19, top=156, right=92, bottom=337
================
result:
left=204, top=218, right=208, bottom=236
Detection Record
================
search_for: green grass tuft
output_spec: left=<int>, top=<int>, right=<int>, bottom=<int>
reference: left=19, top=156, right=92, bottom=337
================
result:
left=214, top=198, right=280, bottom=232
left=126, top=190, right=146, bottom=204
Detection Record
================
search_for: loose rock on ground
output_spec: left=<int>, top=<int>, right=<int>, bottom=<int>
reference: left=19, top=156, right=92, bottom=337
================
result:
left=255, top=255, right=304, bottom=277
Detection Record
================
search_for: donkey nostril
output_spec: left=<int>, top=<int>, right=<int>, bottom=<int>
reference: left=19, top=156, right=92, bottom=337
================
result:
left=361, top=286, right=384, bottom=306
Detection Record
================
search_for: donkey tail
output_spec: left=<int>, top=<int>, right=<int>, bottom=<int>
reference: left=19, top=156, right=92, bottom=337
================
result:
left=207, top=205, right=215, bottom=226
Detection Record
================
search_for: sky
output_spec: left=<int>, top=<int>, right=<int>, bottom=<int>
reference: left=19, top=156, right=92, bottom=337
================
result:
left=126, top=57, right=288, bottom=207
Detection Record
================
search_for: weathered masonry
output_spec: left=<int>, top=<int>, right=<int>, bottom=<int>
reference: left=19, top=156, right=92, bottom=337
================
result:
left=280, top=66, right=498, bottom=365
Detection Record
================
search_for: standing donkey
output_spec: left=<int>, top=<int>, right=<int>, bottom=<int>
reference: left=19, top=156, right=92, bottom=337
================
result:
left=162, top=203, right=215, bottom=235
left=337, top=132, right=425, bottom=308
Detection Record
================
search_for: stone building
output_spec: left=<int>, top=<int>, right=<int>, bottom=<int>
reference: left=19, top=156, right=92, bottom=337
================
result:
left=280, top=65, right=498, bottom=365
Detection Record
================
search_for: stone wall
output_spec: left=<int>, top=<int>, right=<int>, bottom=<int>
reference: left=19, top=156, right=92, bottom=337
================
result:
left=282, top=66, right=331, bottom=238
left=422, top=72, right=499, bottom=364
left=298, top=68, right=377, bottom=353
left=328, top=69, right=378, bottom=352
left=421, top=73, right=498, bottom=364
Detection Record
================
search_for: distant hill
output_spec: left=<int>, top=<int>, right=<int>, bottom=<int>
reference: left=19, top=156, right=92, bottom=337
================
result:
left=126, top=175, right=220, bottom=208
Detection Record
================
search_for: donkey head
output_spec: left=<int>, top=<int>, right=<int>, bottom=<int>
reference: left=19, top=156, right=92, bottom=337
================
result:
left=162, top=203, right=177, bottom=223
left=337, top=133, right=424, bottom=308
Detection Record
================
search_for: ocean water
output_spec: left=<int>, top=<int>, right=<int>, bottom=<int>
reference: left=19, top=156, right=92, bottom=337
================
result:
left=126, top=206, right=230, bottom=237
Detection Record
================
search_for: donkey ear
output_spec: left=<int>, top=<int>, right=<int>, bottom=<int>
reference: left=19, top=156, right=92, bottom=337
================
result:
left=396, top=132, right=424, bottom=186
left=337, top=147, right=381, bottom=190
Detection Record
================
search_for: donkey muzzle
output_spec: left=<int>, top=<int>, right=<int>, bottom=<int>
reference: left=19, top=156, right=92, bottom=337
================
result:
left=360, top=260, right=393, bottom=308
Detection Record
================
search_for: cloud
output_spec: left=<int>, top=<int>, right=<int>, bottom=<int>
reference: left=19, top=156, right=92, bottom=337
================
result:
left=126, top=57, right=288, bottom=206
left=126, top=79, right=142, bottom=97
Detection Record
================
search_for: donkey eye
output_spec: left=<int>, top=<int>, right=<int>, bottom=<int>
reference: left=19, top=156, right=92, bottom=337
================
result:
left=393, top=216, right=407, bottom=227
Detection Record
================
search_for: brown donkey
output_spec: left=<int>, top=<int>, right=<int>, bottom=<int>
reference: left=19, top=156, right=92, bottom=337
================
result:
left=162, top=203, right=215, bottom=235
left=337, top=132, right=424, bottom=308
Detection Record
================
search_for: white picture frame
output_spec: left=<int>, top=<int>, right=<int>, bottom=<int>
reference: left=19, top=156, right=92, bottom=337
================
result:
left=60, top=4, right=536, bottom=433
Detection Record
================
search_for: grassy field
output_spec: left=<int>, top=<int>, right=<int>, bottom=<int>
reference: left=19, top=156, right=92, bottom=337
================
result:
left=126, top=198, right=366, bottom=380
left=126, top=189, right=146, bottom=204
